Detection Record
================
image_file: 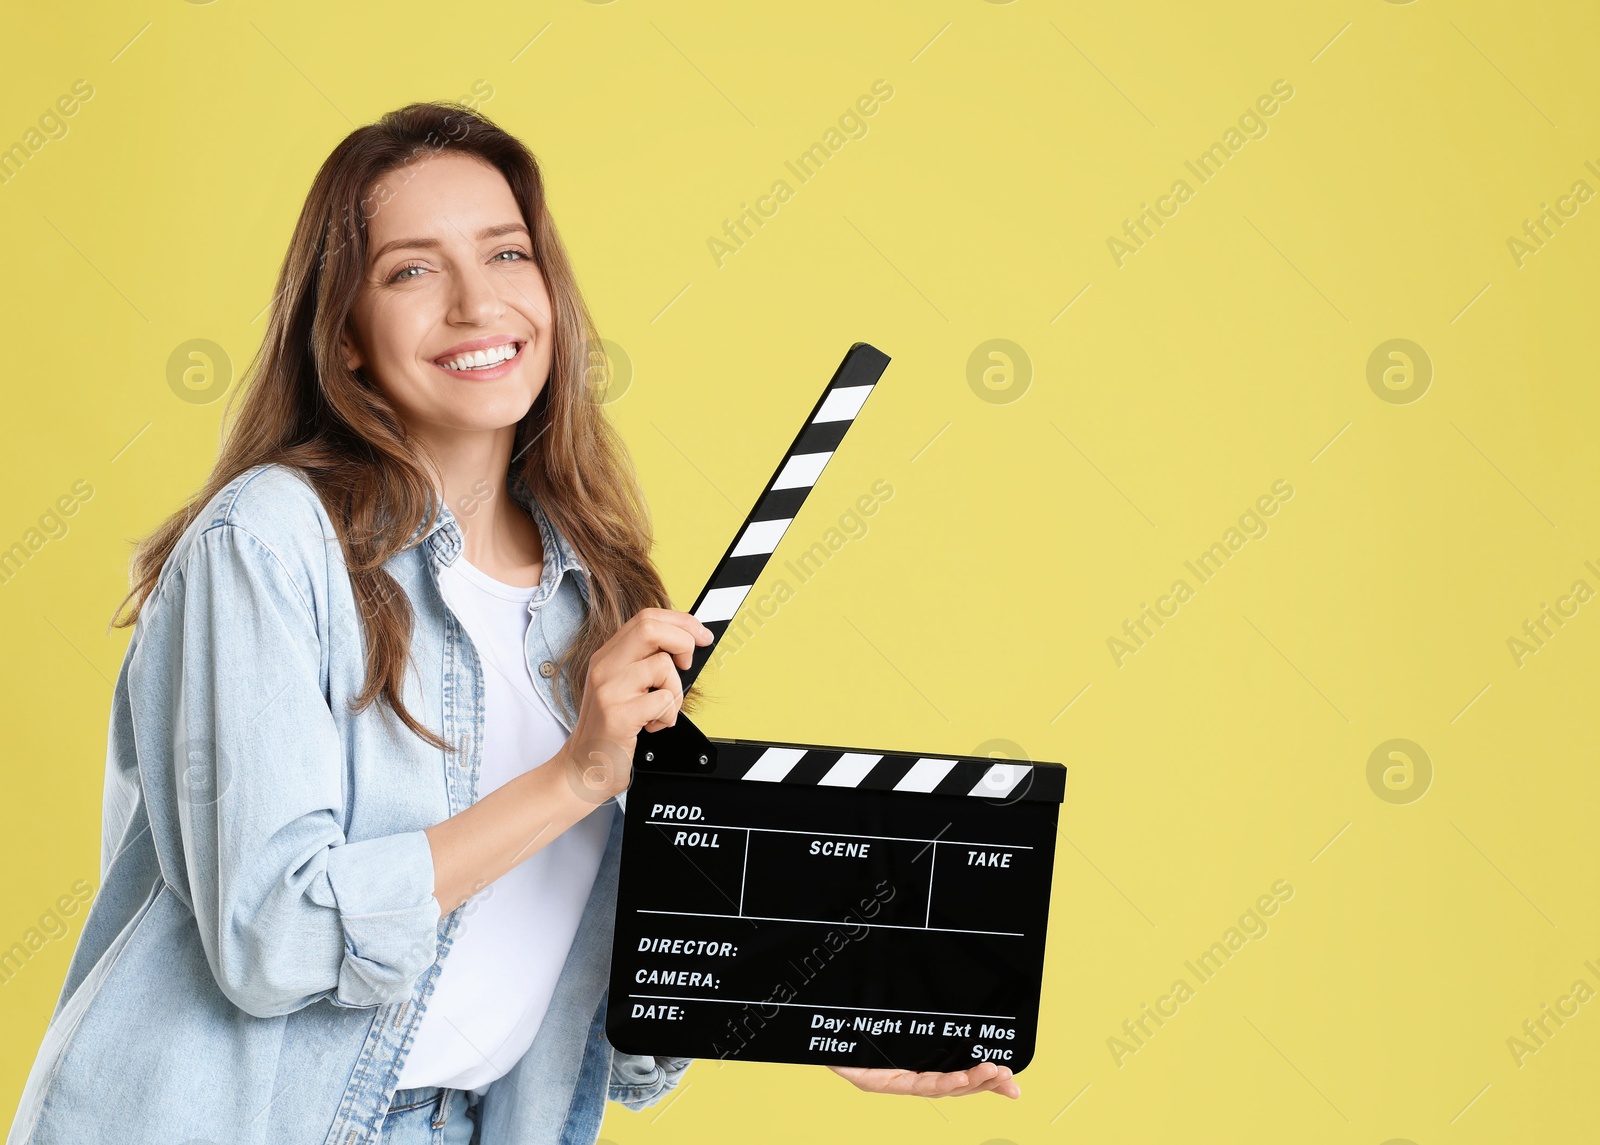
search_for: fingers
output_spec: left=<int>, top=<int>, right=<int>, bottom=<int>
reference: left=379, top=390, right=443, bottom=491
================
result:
left=631, top=650, right=684, bottom=732
left=637, top=685, right=682, bottom=734
left=568, top=610, right=713, bottom=788
left=622, top=610, right=713, bottom=670
left=943, top=1063, right=1017, bottom=1097
left=589, top=614, right=705, bottom=681
left=616, top=613, right=704, bottom=726
left=829, top=1062, right=1018, bottom=1100
left=619, top=681, right=679, bottom=736
left=916, top=1063, right=993, bottom=1096
left=587, top=612, right=705, bottom=701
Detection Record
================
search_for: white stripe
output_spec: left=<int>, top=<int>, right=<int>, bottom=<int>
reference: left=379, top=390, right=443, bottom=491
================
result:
left=893, top=758, right=958, bottom=793
left=730, top=517, right=792, bottom=558
left=812, top=384, right=874, bottom=423
left=743, top=747, right=807, bottom=782
left=817, top=753, right=883, bottom=787
left=771, top=451, right=832, bottom=490
left=968, top=763, right=1028, bottom=799
left=695, top=584, right=751, bottom=623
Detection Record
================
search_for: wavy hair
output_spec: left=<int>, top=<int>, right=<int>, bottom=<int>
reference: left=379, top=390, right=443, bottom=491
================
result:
left=112, top=100, right=697, bottom=751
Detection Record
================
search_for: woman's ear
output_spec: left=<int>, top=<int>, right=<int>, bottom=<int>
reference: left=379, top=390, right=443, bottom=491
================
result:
left=338, top=327, right=363, bottom=372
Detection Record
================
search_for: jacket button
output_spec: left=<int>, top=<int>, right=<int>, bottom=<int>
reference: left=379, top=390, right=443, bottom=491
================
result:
left=538, top=660, right=557, bottom=678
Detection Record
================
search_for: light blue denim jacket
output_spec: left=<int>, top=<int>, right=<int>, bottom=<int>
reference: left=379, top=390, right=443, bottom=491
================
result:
left=6, top=462, right=691, bottom=1145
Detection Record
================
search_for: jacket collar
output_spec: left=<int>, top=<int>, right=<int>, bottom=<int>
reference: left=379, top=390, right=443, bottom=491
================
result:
left=409, top=474, right=591, bottom=604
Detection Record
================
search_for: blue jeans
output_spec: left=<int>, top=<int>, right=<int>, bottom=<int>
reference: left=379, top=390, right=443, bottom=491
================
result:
left=378, top=1085, right=480, bottom=1144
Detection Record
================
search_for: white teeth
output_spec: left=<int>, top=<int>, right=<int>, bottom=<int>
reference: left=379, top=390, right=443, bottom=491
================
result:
left=440, top=342, right=519, bottom=371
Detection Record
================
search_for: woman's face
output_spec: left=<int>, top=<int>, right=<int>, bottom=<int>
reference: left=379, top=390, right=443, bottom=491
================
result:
left=341, top=151, right=553, bottom=441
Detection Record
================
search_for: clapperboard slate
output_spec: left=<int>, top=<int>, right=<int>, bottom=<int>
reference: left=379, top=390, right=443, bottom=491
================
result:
left=607, top=343, right=1066, bottom=1073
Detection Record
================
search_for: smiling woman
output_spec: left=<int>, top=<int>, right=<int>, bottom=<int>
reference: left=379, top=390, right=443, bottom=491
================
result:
left=334, top=152, right=564, bottom=543
left=5, top=100, right=1013, bottom=1145
left=4, top=101, right=712, bottom=1145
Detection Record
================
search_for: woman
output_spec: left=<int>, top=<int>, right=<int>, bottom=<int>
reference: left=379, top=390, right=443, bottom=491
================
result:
left=6, top=102, right=1018, bottom=1145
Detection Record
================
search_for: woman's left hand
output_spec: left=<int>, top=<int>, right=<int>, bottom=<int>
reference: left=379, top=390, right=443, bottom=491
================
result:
left=827, top=1061, right=1020, bottom=1099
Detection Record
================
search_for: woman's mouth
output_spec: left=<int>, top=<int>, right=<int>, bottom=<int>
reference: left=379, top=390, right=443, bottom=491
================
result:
left=432, top=340, right=524, bottom=378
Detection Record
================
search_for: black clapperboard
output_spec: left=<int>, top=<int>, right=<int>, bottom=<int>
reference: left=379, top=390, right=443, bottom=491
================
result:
left=607, top=343, right=1066, bottom=1073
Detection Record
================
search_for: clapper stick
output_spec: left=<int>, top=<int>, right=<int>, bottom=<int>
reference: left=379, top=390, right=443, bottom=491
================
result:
left=634, top=339, right=1052, bottom=805
left=615, top=341, right=1066, bottom=1073
left=676, top=341, right=891, bottom=695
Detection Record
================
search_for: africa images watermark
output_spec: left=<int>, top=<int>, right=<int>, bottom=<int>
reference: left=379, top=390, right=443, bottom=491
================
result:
left=707, top=478, right=895, bottom=670
left=1504, top=157, right=1599, bottom=269
left=0, top=78, right=95, bottom=190
left=1504, top=560, right=1599, bottom=668
left=1106, top=479, right=1294, bottom=667
left=706, top=80, right=895, bottom=268
left=0, top=478, right=95, bottom=589
left=167, top=339, right=233, bottom=406
left=317, top=80, right=496, bottom=271
left=708, top=880, right=896, bottom=1059
left=1506, top=956, right=1600, bottom=1068
left=1105, top=79, right=1295, bottom=268
left=0, top=879, right=95, bottom=987
left=1107, top=879, right=1295, bottom=1067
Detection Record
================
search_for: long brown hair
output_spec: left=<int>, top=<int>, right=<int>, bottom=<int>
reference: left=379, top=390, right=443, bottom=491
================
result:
left=112, top=100, right=698, bottom=751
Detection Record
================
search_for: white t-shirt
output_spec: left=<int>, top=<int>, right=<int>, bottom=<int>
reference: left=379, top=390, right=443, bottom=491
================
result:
left=396, top=554, right=614, bottom=1094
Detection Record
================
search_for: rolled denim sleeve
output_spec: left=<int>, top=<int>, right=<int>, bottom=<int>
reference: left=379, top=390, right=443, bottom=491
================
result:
left=136, top=522, right=442, bottom=1019
left=608, top=1053, right=693, bottom=1111
left=313, top=830, right=441, bottom=1010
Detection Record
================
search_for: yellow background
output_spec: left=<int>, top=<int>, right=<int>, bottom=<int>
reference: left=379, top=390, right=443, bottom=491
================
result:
left=2, top=1, right=1596, bottom=1142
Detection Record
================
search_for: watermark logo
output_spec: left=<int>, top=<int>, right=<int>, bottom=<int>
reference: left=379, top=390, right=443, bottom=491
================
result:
left=585, top=338, right=632, bottom=405
left=565, top=736, right=632, bottom=805
left=966, top=339, right=1031, bottom=405
left=971, top=738, right=1033, bottom=806
left=167, top=338, right=233, bottom=405
left=1365, top=339, right=1431, bottom=405
left=176, top=732, right=235, bottom=808
left=1366, top=739, right=1431, bottom=805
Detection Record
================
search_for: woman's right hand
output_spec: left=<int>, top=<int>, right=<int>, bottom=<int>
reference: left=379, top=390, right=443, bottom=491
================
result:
left=563, top=607, right=713, bottom=805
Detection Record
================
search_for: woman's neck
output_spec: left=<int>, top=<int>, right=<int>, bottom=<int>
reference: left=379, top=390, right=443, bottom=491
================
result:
left=420, top=424, right=545, bottom=589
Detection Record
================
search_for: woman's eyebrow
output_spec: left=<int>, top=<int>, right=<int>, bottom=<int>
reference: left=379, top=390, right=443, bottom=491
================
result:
left=369, top=222, right=530, bottom=263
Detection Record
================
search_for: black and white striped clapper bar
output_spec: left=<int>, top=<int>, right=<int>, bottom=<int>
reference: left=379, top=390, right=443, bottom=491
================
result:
left=607, top=343, right=1066, bottom=1074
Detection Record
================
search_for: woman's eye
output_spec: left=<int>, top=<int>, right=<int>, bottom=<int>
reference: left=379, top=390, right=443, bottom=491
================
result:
left=388, top=263, right=426, bottom=283
left=492, top=249, right=530, bottom=264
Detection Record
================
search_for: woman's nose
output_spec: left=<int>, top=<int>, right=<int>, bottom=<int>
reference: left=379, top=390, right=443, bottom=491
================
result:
left=449, top=263, right=504, bottom=323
